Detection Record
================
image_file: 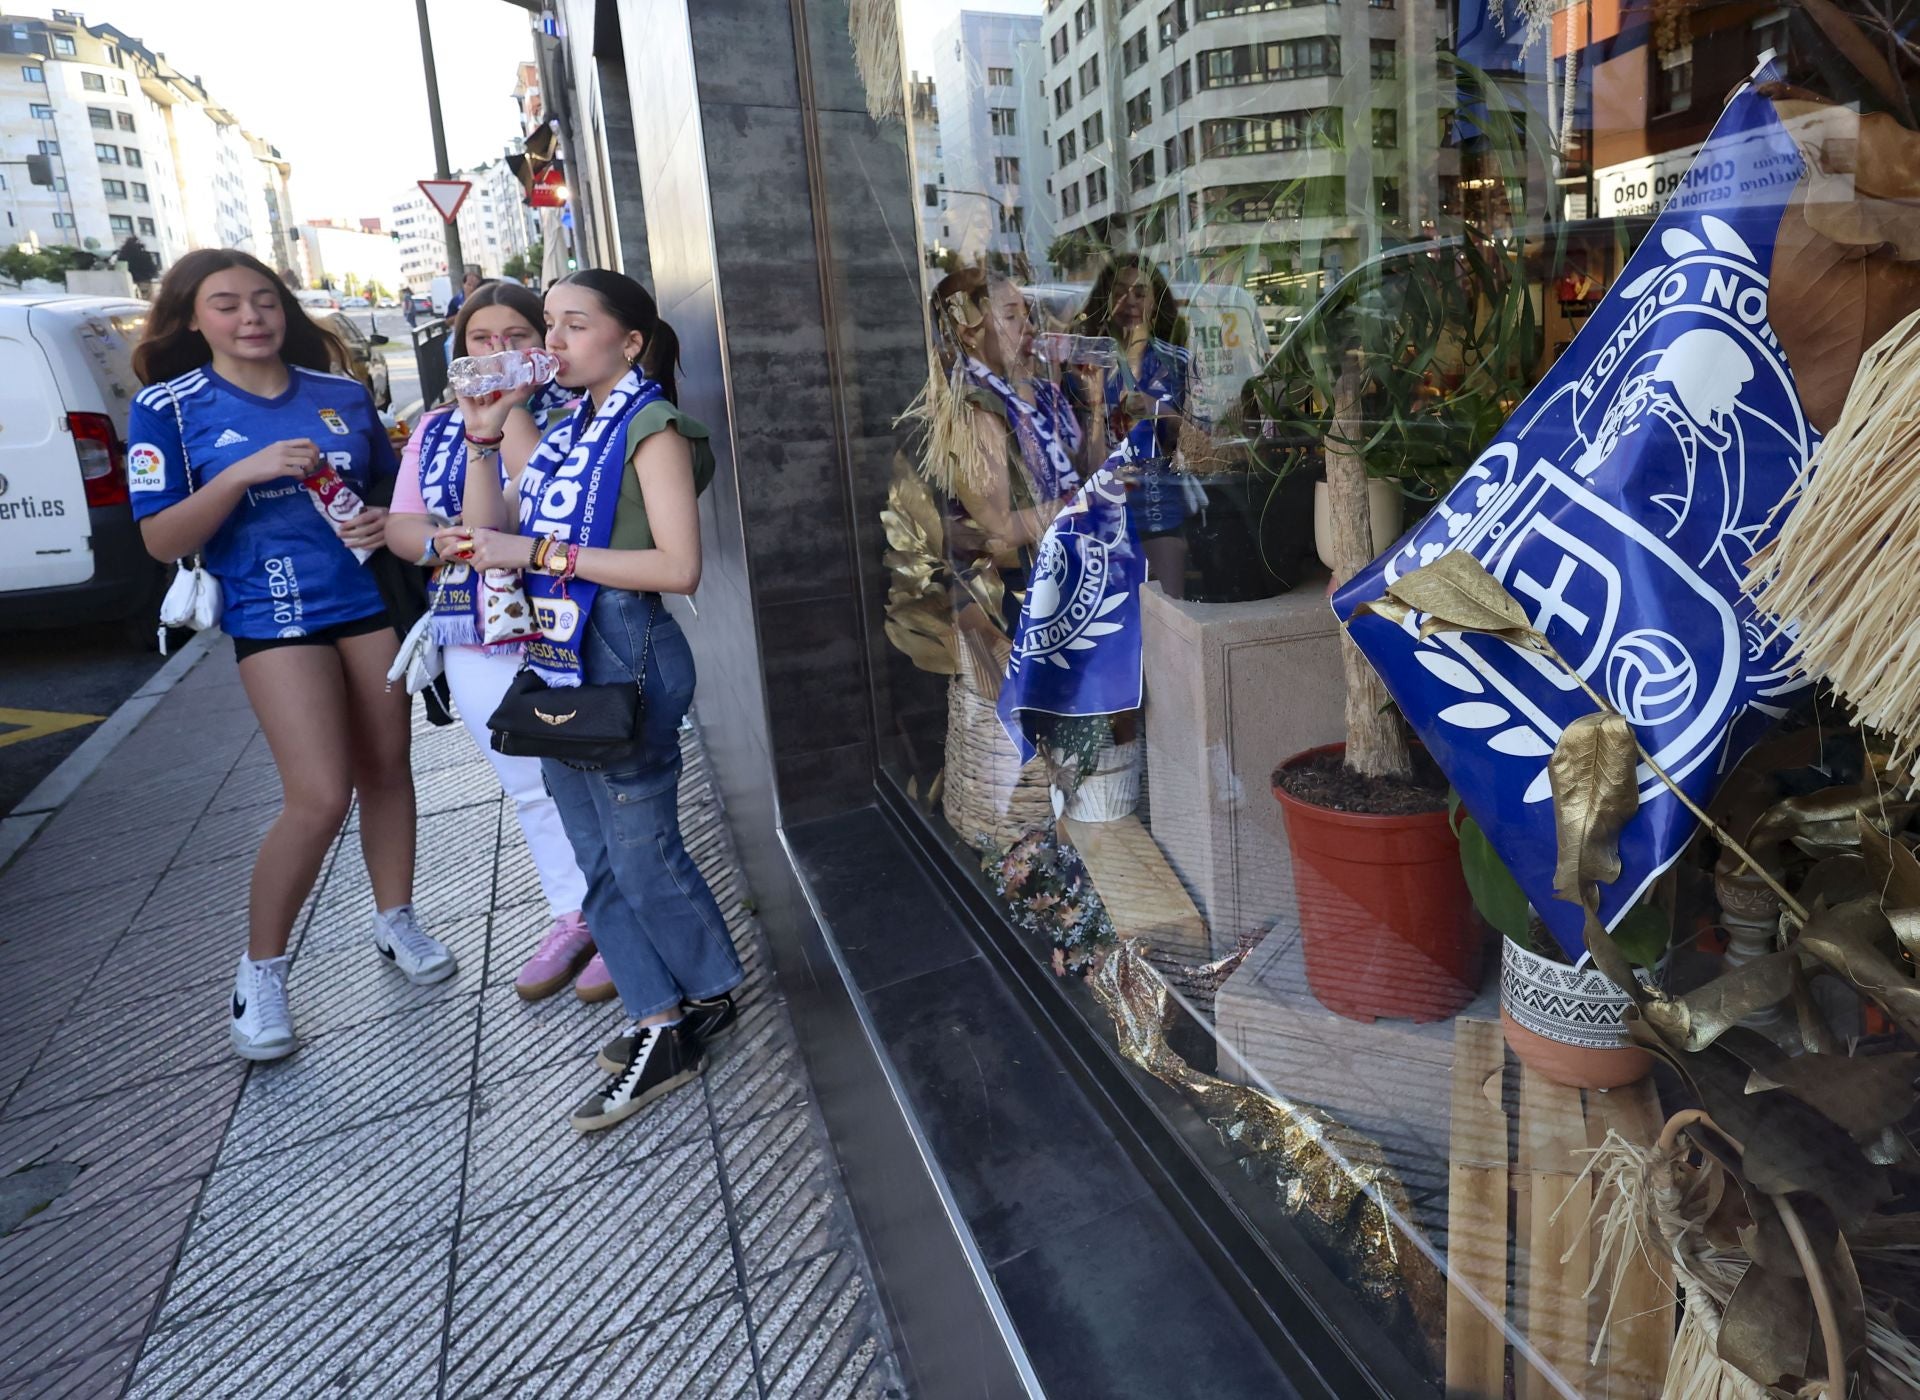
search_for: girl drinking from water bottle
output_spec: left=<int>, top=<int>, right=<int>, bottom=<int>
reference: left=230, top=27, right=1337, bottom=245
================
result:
left=129, top=249, right=454, bottom=1063
left=385, top=282, right=601, bottom=1002
left=436, top=269, right=743, bottom=1132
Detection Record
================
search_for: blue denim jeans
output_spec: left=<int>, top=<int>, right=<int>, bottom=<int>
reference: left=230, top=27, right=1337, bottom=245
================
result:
left=541, top=588, right=743, bottom=1020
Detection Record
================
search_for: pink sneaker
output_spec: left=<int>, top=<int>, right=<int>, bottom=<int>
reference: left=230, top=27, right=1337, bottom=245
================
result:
left=515, top=913, right=594, bottom=1001
left=574, top=952, right=617, bottom=1004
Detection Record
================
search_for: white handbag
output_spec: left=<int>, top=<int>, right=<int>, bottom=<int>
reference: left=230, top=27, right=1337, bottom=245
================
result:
left=154, top=380, right=223, bottom=654
left=386, top=570, right=448, bottom=695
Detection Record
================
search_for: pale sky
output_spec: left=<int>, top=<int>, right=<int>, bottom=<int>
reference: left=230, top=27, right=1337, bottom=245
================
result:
left=902, top=0, right=1041, bottom=78
left=109, top=0, right=534, bottom=223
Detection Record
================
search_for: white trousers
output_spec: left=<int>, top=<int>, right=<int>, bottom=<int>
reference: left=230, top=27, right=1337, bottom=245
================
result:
left=442, top=644, right=590, bottom=917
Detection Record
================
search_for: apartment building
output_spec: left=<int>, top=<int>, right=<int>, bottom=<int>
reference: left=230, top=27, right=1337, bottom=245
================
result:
left=909, top=73, right=950, bottom=264
left=931, top=10, right=1053, bottom=273
left=1040, top=0, right=1470, bottom=325
left=0, top=10, right=292, bottom=274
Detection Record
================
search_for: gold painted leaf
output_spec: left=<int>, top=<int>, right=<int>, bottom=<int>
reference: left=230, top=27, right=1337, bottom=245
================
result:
left=1640, top=949, right=1796, bottom=1052
left=1856, top=812, right=1920, bottom=909
left=1378, top=552, right=1543, bottom=645
left=1799, top=898, right=1920, bottom=1043
left=1749, top=783, right=1920, bottom=860
left=1549, top=711, right=1639, bottom=908
left=1583, top=909, right=1648, bottom=1005
left=883, top=616, right=957, bottom=674
left=1745, top=1050, right=1920, bottom=1137
left=1349, top=597, right=1416, bottom=630
left=1717, top=1261, right=1812, bottom=1389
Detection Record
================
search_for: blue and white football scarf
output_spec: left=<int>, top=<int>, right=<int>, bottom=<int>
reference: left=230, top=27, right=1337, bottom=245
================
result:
left=420, top=383, right=572, bottom=647
left=965, top=358, right=1083, bottom=503
left=516, top=367, right=665, bottom=685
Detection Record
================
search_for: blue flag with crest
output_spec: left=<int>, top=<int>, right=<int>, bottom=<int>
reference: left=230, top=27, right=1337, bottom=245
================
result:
left=1333, top=70, right=1816, bottom=961
left=997, top=424, right=1152, bottom=763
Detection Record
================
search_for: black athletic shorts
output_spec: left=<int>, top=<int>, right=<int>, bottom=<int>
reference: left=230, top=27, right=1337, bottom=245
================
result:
left=231, top=612, right=393, bottom=663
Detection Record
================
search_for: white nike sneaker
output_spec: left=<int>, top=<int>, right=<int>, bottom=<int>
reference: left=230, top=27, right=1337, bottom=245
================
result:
left=231, top=953, right=296, bottom=1061
left=371, top=905, right=457, bottom=985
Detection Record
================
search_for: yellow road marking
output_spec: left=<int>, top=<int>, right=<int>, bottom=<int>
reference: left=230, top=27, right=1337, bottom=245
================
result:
left=0, top=707, right=106, bottom=748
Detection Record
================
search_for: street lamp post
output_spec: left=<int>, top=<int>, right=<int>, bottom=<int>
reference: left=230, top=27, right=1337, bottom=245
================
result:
left=413, top=0, right=465, bottom=287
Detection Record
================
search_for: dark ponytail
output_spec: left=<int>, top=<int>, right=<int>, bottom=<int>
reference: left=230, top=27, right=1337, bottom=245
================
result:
left=553, top=268, right=681, bottom=405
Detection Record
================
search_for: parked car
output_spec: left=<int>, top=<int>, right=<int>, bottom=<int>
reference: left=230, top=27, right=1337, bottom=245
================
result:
left=295, top=288, right=341, bottom=312
left=0, top=294, right=165, bottom=639
left=311, top=308, right=391, bottom=410
left=342, top=295, right=370, bottom=308
left=377, top=297, right=400, bottom=309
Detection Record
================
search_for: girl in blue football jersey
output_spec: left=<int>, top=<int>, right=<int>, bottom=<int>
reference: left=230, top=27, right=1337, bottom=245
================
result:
left=438, top=270, right=743, bottom=1133
left=129, top=249, right=454, bottom=1063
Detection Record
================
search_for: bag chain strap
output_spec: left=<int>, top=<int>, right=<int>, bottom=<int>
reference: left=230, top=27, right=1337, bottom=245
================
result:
left=163, top=380, right=205, bottom=571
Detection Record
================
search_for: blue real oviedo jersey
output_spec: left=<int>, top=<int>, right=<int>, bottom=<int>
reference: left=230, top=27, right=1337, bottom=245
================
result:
left=128, top=366, right=398, bottom=640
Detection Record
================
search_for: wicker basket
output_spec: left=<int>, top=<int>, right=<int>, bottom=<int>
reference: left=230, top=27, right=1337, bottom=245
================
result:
left=943, top=674, right=1053, bottom=851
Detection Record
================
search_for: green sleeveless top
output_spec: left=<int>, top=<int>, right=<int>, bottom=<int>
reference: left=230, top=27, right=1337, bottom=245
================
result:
left=608, top=401, right=717, bottom=552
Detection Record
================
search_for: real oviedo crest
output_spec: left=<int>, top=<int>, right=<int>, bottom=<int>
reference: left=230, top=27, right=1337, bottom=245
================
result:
left=1334, top=76, right=1815, bottom=961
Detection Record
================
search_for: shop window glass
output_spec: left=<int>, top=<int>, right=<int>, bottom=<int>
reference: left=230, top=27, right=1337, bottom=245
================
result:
left=853, top=1, right=1920, bottom=1393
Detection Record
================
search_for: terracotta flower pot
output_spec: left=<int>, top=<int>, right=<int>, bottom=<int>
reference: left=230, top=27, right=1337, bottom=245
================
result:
left=1499, top=936, right=1653, bottom=1089
left=1272, top=743, right=1486, bottom=1023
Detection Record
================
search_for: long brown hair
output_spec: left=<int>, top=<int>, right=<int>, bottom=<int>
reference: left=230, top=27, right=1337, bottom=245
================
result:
left=1075, top=254, right=1183, bottom=346
left=132, top=249, right=347, bottom=385
left=451, top=280, right=542, bottom=358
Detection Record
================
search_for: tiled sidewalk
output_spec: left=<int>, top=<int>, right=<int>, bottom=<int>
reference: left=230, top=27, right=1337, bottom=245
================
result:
left=0, top=644, right=903, bottom=1399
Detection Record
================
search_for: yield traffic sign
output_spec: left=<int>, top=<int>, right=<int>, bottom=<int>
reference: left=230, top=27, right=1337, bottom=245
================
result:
left=418, top=179, right=472, bottom=222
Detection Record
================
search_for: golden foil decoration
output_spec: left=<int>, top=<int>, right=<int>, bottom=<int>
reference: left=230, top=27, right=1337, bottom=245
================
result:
left=1089, top=941, right=1446, bottom=1366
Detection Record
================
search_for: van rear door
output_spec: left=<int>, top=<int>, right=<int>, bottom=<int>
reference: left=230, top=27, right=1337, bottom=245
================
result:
left=0, top=316, right=90, bottom=592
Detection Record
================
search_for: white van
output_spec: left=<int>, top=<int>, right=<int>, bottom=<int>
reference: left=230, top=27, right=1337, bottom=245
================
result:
left=0, top=294, right=165, bottom=637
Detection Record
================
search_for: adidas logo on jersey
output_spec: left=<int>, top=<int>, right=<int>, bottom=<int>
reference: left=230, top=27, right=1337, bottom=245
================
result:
left=215, top=429, right=249, bottom=447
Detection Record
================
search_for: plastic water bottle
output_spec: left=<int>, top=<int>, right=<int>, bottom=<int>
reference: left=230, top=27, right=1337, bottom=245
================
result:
left=449, top=348, right=560, bottom=397
left=1034, top=332, right=1119, bottom=371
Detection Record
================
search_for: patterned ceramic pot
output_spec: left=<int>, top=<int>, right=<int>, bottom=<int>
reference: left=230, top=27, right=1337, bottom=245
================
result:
left=1052, top=739, right=1141, bottom=824
left=1498, top=936, right=1652, bottom=1089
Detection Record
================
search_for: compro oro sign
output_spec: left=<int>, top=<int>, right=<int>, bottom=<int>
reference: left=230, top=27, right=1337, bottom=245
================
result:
left=1595, top=142, right=1704, bottom=218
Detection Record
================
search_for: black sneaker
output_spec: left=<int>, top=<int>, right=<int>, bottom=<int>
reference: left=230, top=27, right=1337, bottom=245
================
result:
left=570, top=1022, right=704, bottom=1133
left=596, top=993, right=736, bottom=1074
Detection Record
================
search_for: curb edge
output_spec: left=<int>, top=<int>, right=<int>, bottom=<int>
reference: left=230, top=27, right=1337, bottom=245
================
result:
left=0, top=627, right=223, bottom=870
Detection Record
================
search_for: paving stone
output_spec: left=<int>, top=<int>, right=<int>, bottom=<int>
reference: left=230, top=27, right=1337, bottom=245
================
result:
left=158, top=1099, right=465, bottom=1321
left=315, top=805, right=500, bottom=925
left=444, top=1139, right=734, bottom=1397
left=0, top=1060, right=244, bottom=1219
left=0, top=833, right=184, bottom=905
left=464, top=1290, right=756, bottom=1399
left=36, top=772, right=223, bottom=848
left=0, top=1179, right=201, bottom=1386
left=462, top=1052, right=707, bottom=1215
left=289, top=912, right=488, bottom=1038
left=127, top=1230, right=451, bottom=1400
left=708, top=977, right=811, bottom=1125
left=4, top=1341, right=143, bottom=1400
left=0, top=877, right=159, bottom=973
left=750, top=1248, right=902, bottom=1400
left=724, top=1106, right=838, bottom=1282
left=172, top=798, right=280, bottom=868
left=0, top=1020, right=59, bottom=1117
left=128, top=852, right=255, bottom=934
left=202, top=763, right=289, bottom=815
left=217, top=994, right=481, bottom=1164
left=90, top=918, right=253, bottom=1006
left=474, top=968, right=619, bottom=1086
left=8, top=974, right=236, bottom=1115
left=481, top=900, right=555, bottom=986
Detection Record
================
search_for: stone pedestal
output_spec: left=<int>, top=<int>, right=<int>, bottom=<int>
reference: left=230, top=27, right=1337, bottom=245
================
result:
left=1141, top=580, right=1346, bottom=957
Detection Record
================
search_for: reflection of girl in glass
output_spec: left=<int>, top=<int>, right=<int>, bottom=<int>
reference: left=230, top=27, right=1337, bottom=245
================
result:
left=1072, top=255, right=1193, bottom=598
left=924, top=267, right=1084, bottom=640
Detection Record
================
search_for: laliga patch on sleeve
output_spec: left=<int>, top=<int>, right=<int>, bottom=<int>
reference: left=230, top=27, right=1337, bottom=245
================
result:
left=127, top=443, right=166, bottom=492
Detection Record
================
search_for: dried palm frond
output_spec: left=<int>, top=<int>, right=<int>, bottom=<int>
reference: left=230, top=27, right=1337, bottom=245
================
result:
left=847, top=0, right=903, bottom=123
left=897, top=359, right=1001, bottom=501
left=1746, top=308, right=1920, bottom=788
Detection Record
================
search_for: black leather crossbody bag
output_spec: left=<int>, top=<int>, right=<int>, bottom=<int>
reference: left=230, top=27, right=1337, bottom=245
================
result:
left=487, top=594, right=656, bottom=765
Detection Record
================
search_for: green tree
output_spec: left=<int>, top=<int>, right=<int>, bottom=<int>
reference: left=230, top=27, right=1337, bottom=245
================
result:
left=0, top=244, right=85, bottom=284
